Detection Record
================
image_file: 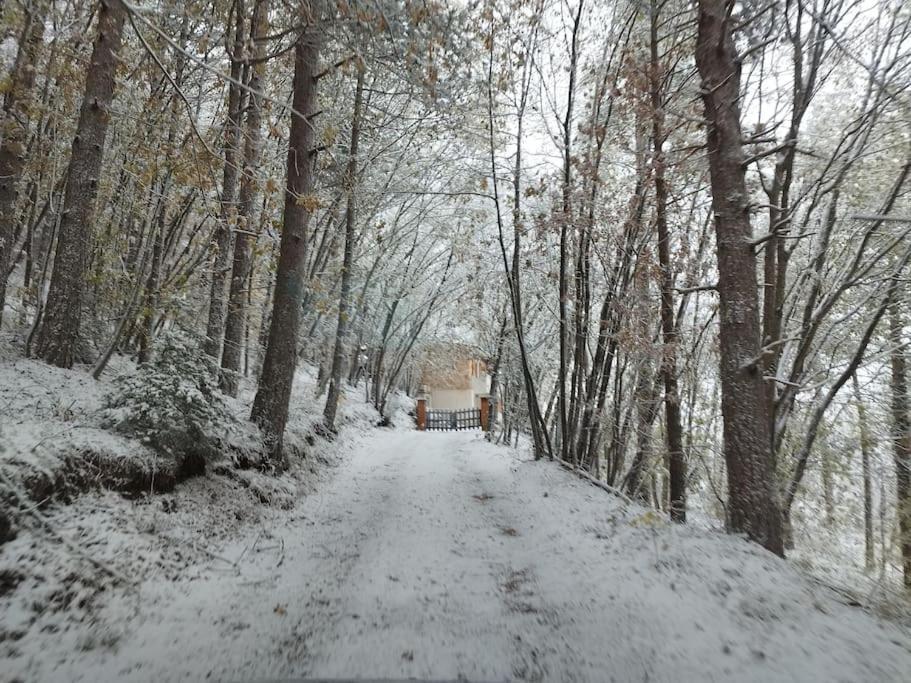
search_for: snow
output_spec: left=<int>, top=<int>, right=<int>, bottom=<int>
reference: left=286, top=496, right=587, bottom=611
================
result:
left=0, top=354, right=165, bottom=503
left=0, top=348, right=361, bottom=504
left=4, top=427, right=911, bottom=682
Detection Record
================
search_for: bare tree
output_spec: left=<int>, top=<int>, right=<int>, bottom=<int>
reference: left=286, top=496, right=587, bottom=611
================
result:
left=324, top=66, right=365, bottom=431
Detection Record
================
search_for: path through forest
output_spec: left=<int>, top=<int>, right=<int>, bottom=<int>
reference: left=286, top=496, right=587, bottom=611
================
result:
left=11, top=429, right=911, bottom=682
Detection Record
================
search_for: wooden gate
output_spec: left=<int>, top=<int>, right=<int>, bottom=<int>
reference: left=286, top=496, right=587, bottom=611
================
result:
left=425, top=408, right=482, bottom=431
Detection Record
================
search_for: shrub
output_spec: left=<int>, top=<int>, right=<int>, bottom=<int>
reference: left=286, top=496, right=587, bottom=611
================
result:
left=102, top=332, right=237, bottom=473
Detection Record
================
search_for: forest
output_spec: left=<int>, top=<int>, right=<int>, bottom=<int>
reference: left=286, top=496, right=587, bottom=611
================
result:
left=2, top=0, right=911, bottom=675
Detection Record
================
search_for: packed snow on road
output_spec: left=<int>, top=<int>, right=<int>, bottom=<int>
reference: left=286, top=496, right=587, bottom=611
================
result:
left=4, top=427, right=911, bottom=682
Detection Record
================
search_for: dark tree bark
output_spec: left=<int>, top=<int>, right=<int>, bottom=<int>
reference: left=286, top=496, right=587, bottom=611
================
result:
left=695, top=0, right=783, bottom=555
left=627, top=349, right=658, bottom=502
left=889, top=295, right=911, bottom=589
left=137, top=180, right=167, bottom=364
left=852, top=372, right=875, bottom=571
left=0, top=1, right=46, bottom=324
left=222, top=0, right=269, bottom=396
left=486, top=312, right=508, bottom=442
left=371, top=298, right=399, bottom=413
left=35, top=0, right=126, bottom=367
left=204, top=1, right=246, bottom=359
left=557, top=0, right=583, bottom=463
left=649, top=0, right=685, bottom=521
left=250, top=29, right=320, bottom=465
left=324, top=67, right=365, bottom=431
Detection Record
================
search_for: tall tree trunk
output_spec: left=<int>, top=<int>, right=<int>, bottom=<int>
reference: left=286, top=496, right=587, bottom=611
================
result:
left=137, top=13, right=189, bottom=364
left=695, top=0, right=783, bottom=555
left=204, top=2, right=246, bottom=359
left=255, top=241, right=276, bottom=376
left=92, top=216, right=154, bottom=379
left=486, top=23, right=550, bottom=460
left=35, top=0, right=126, bottom=367
left=889, top=294, right=911, bottom=589
left=137, top=180, right=167, bottom=364
left=0, top=1, right=46, bottom=324
left=557, top=0, right=583, bottom=463
left=244, top=255, right=255, bottom=377
left=627, top=357, right=656, bottom=502
left=486, top=312, right=508, bottom=442
left=649, top=0, right=685, bottom=521
left=763, top=2, right=823, bottom=467
left=250, top=28, right=320, bottom=465
left=18, top=181, right=38, bottom=326
left=222, top=0, right=269, bottom=396
left=324, top=67, right=365, bottom=431
left=852, top=371, right=875, bottom=571
left=371, top=299, right=399, bottom=414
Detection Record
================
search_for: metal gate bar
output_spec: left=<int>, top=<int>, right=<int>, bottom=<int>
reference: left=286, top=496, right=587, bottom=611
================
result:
left=425, top=408, right=482, bottom=431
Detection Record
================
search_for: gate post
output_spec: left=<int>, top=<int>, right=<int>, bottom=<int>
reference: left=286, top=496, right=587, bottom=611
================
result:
left=480, top=396, right=490, bottom=432
left=416, top=397, right=427, bottom=431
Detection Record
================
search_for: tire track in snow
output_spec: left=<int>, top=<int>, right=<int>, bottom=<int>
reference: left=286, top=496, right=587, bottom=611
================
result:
left=447, top=438, right=590, bottom=682
left=283, top=430, right=521, bottom=680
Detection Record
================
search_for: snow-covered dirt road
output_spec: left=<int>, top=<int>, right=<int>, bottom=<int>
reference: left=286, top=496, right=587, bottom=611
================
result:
left=7, top=429, right=911, bottom=682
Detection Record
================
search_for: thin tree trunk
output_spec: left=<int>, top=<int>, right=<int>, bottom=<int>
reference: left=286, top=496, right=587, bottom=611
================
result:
left=138, top=14, right=189, bottom=364
left=92, top=219, right=153, bottom=379
left=377, top=253, right=453, bottom=416
left=889, top=295, right=911, bottom=589
left=324, top=67, right=365, bottom=431
left=35, top=0, right=126, bottom=368
left=255, top=241, right=276, bottom=376
left=649, top=0, right=685, bottom=521
left=244, top=256, right=254, bottom=377
left=222, top=0, right=269, bottom=396
left=695, top=0, right=783, bottom=555
left=487, top=23, right=550, bottom=460
left=18, top=183, right=37, bottom=325
left=486, top=312, right=508, bottom=442
left=853, top=371, right=875, bottom=571
left=627, top=359, right=657, bottom=502
left=137, top=181, right=167, bottom=364
left=204, top=2, right=246, bottom=359
left=557, top=0, right=584, bottom=463
left=250, top=28, right=320, bottom=465
left=0, top=1, right=46, bottom=324
left=371, top=299, right=399, bottom=414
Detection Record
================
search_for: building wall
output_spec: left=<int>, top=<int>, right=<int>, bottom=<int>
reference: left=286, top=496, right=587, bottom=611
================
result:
left=429, top=388, right=475, bottom=410
left=469, top=373, right=491, bottom=400
left=420, top=346, right=491, bottom=410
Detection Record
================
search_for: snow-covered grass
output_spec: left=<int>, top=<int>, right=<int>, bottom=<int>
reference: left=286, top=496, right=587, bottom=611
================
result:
left=4, top=428, right=911, bottom=681
left=0, top=351, right=170, bottom=517
left=0, top=337, right=372, bottom=523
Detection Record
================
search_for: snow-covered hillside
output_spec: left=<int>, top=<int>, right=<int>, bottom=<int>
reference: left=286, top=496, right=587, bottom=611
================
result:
left=4, top=428, right=910, bottom=682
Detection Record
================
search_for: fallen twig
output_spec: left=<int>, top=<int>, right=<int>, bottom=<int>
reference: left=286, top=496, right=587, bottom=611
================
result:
left=0, top=469, right=134, bottom=586
left=555, top=460, right=635, bottom=506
